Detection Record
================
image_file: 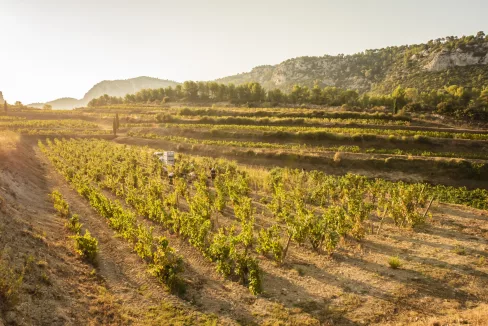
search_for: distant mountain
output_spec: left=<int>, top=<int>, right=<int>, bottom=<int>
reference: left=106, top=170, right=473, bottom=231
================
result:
left=0, top=91, right=4, bottom=104
left=29, top=76, right=179, bottom=109
left=216, top=32, right=488, bottom=94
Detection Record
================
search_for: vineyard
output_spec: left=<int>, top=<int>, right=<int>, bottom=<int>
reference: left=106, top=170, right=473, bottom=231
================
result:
left=128, top=130, right=488, bottom=161
left=1, top=105, right=488, bottom=325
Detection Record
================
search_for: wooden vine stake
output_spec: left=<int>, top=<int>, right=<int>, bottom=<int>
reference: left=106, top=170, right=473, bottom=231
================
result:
left=422, top=196, right=435, bottom=219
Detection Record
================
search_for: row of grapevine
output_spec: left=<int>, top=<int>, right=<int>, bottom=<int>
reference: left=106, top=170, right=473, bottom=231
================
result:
left=157, top=114, right=411, bottom=126
left=51, top=190, right=99, bottom=263
left=40, top=138, right=262, bottom=294
left=40, top=138, right=488, bottom=296
left=128, top=131, right=488, bottom=161
left=41, top=149, right=185, bottom=293
left=0, top=119, right=100, bottom=129
left=160, top=123, right=488, bottom=140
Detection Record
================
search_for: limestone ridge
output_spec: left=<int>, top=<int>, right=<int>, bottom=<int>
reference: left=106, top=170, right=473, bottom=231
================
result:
left=423, top=45, right=488, bottom=71
left=217, top=35, right=488, bottom=94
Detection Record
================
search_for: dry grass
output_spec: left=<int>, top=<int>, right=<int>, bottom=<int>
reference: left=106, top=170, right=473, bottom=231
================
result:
left=0, top=131, right=20, bottom=152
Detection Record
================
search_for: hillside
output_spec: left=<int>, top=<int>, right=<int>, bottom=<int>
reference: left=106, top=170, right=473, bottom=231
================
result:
left=29, top=76, right=179, bottom=109
left=216, top=32, right=488, bottom=94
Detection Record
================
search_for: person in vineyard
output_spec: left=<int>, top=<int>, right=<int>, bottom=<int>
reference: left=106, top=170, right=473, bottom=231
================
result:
left=168, top=172, right=174, bottom=185
left=210, top=167, right=216, bottom=180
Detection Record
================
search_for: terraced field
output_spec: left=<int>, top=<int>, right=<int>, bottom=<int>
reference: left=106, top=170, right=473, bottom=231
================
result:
left=1, top=106, right=488, bottom=325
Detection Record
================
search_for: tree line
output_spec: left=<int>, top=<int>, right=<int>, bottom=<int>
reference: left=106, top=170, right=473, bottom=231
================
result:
left=87, top=81, right=488, bottom=122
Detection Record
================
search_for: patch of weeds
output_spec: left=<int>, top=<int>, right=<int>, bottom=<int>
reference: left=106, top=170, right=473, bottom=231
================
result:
left=341, top=293, right=362, bottom=308
left=0, top=254, right=26, bottom=306
left=33, top=231, right=48, bottom=244
left=138, top=284, right=148, bottom=295
left=143, top=301, right=220, bottom=326
left=388, top=256, right=402, bottom=269
left=294, top=266, right=305, bottom=276
left=452, top=245, right=466, bottom=256
left=294, top=299, right=322, bottom=314
left=40, top=271, right=51, bottom=285
left=89, top=286, right=130, bottom=325
left=477, top=256, right=485, bottom=266
left=37, top=260, right=48, bottom=268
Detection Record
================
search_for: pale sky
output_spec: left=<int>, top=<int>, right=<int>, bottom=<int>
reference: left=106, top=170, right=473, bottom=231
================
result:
left=1, top=0, right=487, bottom=104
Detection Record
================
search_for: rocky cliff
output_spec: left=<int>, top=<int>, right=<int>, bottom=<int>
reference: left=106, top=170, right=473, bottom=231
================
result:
left=217, top=34, right=488, bottom=94
left=423, top=46, right=488, bottom=71
left=0, top=91, right=4, bottom=105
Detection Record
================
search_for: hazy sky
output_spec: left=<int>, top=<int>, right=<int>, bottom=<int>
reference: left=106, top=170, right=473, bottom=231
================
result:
left=1, top=0, right=487, bottom=104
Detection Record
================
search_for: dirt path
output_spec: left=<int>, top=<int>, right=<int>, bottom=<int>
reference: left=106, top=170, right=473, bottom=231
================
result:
left=0, top=136, right=114, bottom=325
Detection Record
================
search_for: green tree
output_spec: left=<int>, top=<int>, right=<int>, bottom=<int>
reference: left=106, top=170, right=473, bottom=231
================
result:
left=310, top=84, right=322, bottom=104
left=392, top=86, right=407, bottom=113
left=112, top=117, right=117, bottom=136
left=43, top=104, right=52, bottom=110
left=182, top=81, right=199, bottom=100
left=115, top=113, right=120, bottom=130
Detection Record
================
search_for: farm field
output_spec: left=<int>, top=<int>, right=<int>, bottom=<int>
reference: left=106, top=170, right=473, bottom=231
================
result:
left=1, top=105, right=488, bottom=325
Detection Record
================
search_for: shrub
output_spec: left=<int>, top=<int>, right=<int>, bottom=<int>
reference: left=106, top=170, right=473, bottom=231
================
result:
left=413, top=135, right=431, bottom=144
left=403, top=102, right=424, bottom=112
left=156, top=113, right=174, bottom=123
left=72, top=230, right=99, bottom=263
left=453, top=245, right=466, bottom=255
left=333, top=152, right=342, bottom=164
left=388, top=256, right=402, bottom=269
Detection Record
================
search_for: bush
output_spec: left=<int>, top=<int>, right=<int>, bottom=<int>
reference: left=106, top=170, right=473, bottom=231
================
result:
left=388, top=256, right=402, bottom=269
left=333, top=152, right=343, bottom=164
left=403, top=102, right=424, bottom=112
left=156, top=113, right=175, bottom=123
left=72, top=230, right=99, bottom=263
left=413, top=135, right=431, bottom=144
